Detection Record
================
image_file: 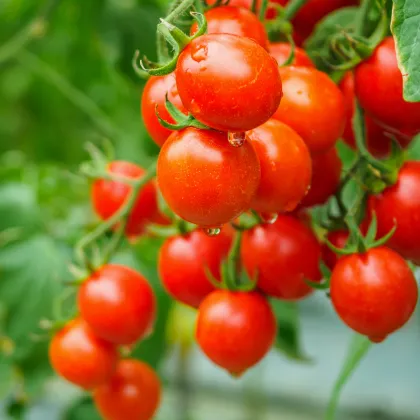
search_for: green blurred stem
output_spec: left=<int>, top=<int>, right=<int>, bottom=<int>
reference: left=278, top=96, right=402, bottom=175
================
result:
left=258, top=0, right=269, bottom=20
left=166, top=0, right=196, bottom=24
left=283, top=0, right=309, bottom=20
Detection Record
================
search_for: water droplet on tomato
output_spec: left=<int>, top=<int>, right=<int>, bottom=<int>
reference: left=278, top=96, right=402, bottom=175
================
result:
left=204, top=227, right=221, bottom=237
left=228, top=132, right=246, bottom=147
left=189, top=99, right=201, bottom=114
left=191, top=44, right=208, bottom=62
left=260, top=212, right=278, bottom=224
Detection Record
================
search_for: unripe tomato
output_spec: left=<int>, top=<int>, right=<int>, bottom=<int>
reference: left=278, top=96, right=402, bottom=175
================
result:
left=196, top=290, right=276, bottom=375
left=330, top=247, right=418, bottom=342
left=190, top=6, right=269, bottom=49
left=247, top=119, right=312, bottom=214
left=355, top=37, right=420, bottom=131
left=91, top=161, right=158, bottom=238
left=241, top=215, right=322, bottom=300
left=176, top=34, right=282, bottom=131
left=273, top=66, right=345, bottom=155
left=269, top=42, right=314, bottom=67
left=49, top=318, right=117, bottom=389
left=369, top=161, right=420, bottom=265
left=321, top=230, right=349, bottom=271
left=78, top=264, right=156, bottom=345
left=93, top=359, right=161, bottom=420
left=158, top=227, right=233, bottom=308
left=157, top=128, right=261, bottom=227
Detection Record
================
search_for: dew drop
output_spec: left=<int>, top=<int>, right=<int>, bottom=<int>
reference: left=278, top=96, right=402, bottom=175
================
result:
left=204, top=227, right=221, bottom=237
left=189, top=99, right=201, bottom=114
left=191, top=44, right=208, bottom=62
left=260, top=212, right=278, bottom=224
left=228, top=132, right=246, bottom=147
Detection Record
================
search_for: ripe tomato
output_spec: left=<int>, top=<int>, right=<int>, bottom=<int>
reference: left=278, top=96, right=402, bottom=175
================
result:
left=247, top=119, right=312, bottom=214
left=141, top=73, right=186, bottom=147
left=158, top=227, right=233, bottom=308
left=176, top=34, right=282, bottom=131
left=241, top=215, right=322, bottom=300
left=190, top=6, right=269, bottom=49
left=330, top=247, right=418, bottom=342
left=369, top=161, right=420, bottom=265
left=78, top=264, right=156, bottom=345
left=91, top=161, right=158, bottom=238
left=299, top=147, right=342, bottom=208
left=49, top=318, right=117, bottom=389
left=196, top=290, right=276, bottom=375
left=321, top=230, right=349, bottom=271
left=157, top=128, right=260, bottom=227
left=205, top=0, right=280, bottom=20
left=273, top=66, right=345, bottom=155
left=269, top=42, right=314, bottom=67
left=355, top=37, right=420, bottom=131
left=93, top=359, right=161, bottom=420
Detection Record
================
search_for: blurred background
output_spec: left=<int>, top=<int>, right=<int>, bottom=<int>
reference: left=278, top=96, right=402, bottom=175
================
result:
left=1, top=0, right=420, bottom=419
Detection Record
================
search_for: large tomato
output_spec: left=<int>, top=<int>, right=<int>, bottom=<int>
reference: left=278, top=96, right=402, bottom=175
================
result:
left=176, top=34, right=282, bottom=131
left=196, top=290, right=276, bottom=375
left=269, top=42, right=314, bottom=67
left=78, top=264, right=156, bottom=345
left=355, top=37, right=420, bottom=131
left=241, top=215, right=322, bottom=300
left=273, top=66, right=345, bottom=155
left=247, top=119, right=312, bottom=214
left=157, top=128, right=260, bottom=227
left=330, top=247, right=418, bottom=342
left=158, top=227, right=233, bottom=308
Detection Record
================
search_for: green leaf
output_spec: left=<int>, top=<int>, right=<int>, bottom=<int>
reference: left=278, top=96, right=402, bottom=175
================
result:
left=0, top=358, right=13, bottom=400
left=64, top=396, right=101, bottom=420
left=392, top=1, right=420, bottom=102
left=326, top=334, right=372, bottom=420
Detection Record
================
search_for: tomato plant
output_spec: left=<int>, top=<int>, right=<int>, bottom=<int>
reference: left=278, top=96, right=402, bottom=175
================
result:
left=269, top=42, right=314, bottom=67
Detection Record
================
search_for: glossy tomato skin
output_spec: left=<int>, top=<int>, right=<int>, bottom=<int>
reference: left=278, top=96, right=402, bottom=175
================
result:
left=299, top=147, right=342, bottom=208
left=330, top=247, right=418, bottom=342
left=176, top=34, right=282, bottom=132
left=247, top=119, right=312, bottom=214
left=93, top=359, right=161, bottom=420
left=322, top=230, right=349, bottom=271
left=190, top=6, right=269, bottom=49
left=91, top=161, right=158, bottom=238
left=241, top=215, right=322, bottom=300
left=369, top=161, right=420, bottom=265
left=355, top=37, right=420, bottom=131
left=157, top=128, right=261, bottom=227
left=196, top=290, right=276, bottom=375
left=49, top=318, right=117, bottom=389
left=141, top=73, right=186, bottom=147
left=78, top=264, right=156, bottom=345
left=158, top=227, right=233, bottom=308
left=273, top=66, right=345, bottom=155
left=269, top=42, right=314, bottom=67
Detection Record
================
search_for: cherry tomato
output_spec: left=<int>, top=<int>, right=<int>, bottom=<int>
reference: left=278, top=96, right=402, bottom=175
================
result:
left=205, top=0, right=280, bottom=20
left=158, top=227, right=233, bottom=308
left=49, top=318, right=117, bottom=389
left=241, top=215, right=322, bottom=300
left=247, top=119, right=312, bottom=214
left=299, top=147, right=342, bottom=208
left=157, top=128, right=261, bottom=227
left=269, top=42, right=314, bottom=67
left=196, top=290, right=276, bottom=375
left=273, top=66, right=345, bottom=155
left=93, top=359, right=161, bottom=420
left=330, top=247, right=418, bottom=342
left=78, top=264, right=156, bottom=345
left=355, top=37, right=420, bottom=131
left=91, top=161, right=158, bottom=238
left=176, top=34, right=282, bottom=131
left=190, top=6, right=269, bottom=49
left=141, top=73, right=186, bottom=147
left=322, top=230, right=349, bottom=271
left=369, top=161, right=420, bottom=265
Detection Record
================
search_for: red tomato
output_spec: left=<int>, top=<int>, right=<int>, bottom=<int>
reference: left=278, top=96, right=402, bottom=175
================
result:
left=273, top=66, right=345, bottom=155
left=330, top=247, right=418, bottom=342
left=190, top=6, right=269, bottom=49
left=355, top=37, right=420, bottom=131
left=321, top=230, right=349, bottom=271
left=78, top=264, right=156, bottom=345
left=205, top=0, right=280, bottom=20
left=49, top=318, right=117, bottom=389
left=91, top=161, right=158, bottom=238
left=157, top=128, right=260, bottom=227
left=196, top=290, right=276, bottom=375
left=269, top=42, right=314, bottom=67
left=93, top=359, right=161, bottom=420
left=369, top=161, right=420, bottom=265
left=141, top=73, right=186, bottom=147
left=176, top=34, right=282, bottom=131
left=241, top=215, right=322, bottom=300
left=158, top=227, right=233, bottom=308
left=299, top=147, right=342, bottom=208
left=247, top=119, right=312, bottom=214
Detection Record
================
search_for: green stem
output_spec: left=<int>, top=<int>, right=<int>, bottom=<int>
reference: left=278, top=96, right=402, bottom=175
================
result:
left=283, top=0, right=309, bottom=20
left=194, top=0, right=205, bottom=14
left=165, top=0, right=196, bottom=24
left=156, top=32, right=169, bottom=64
left=251, top=0, right=258, bottom=14
left=226, top=230, right=242, bottom=287
left=354, top=0, right=373, bottom=37
left=258, top=0, right=269, bottom=21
